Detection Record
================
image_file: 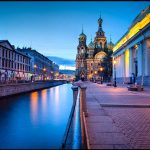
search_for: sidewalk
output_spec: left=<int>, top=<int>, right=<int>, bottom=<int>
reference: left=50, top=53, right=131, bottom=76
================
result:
left=84, top=82, right=150, bottom=149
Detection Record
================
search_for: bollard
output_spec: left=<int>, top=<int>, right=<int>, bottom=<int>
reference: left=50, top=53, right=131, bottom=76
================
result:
left=80, top=85, right=88, bottom=117
left=71, top=86, right=78, bottom=104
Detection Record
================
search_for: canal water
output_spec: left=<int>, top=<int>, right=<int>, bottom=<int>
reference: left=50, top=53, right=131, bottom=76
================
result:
left=0, top=84, right=74, bottom=149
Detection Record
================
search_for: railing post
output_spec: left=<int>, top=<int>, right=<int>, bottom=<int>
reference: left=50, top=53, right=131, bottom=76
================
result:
left=71, top=86, right=78, bottom=104
left=80, top=85, right=88, bottom=117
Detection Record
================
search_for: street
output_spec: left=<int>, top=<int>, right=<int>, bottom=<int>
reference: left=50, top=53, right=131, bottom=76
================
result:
left=84, top=82, right=150, bottom=149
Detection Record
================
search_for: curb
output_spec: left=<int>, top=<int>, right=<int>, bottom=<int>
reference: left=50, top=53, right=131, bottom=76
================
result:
left=101, top=104, right=150, bottom=108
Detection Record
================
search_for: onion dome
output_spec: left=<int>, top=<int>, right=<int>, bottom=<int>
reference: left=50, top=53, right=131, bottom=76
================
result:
left=107, top=41, right=114, bottom=50
left=88, top=39, right=94, bottom=49
left=79, top=26, right=87, bottom=40
left=79, top=31, right=86, bottom=39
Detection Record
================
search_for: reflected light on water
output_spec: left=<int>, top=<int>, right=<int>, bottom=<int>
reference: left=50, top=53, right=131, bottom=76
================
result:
left=0, top=84, right=74, bottom=149
left=55, top=86, right=60, bottom=106
left=41, top=89, right=47, bottom=119
left=30, top=91, right=38, bottom=124
left=53, top=86, right=60, bottom=122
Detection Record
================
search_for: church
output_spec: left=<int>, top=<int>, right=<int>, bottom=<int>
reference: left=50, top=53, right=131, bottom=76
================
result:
left=75, top=16, right=114, bottom=81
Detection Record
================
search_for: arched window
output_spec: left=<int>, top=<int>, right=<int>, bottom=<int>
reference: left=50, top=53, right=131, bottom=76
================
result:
left=100, top=42, right=102, bottom=49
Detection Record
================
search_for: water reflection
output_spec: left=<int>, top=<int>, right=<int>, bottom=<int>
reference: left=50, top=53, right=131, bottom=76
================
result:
left=30, top=92, right=38, bottom=124
left=0, top=84, right=73, bottom=149
left=41, top=89, right=47, bottom=121
left=54, top=86, right=60, bottom=111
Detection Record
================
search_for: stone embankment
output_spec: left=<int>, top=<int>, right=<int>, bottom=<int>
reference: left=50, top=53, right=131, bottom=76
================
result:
left=0, top=80, right=66, bottom=98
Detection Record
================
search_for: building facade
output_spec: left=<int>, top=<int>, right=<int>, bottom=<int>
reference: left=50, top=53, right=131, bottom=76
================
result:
left=113, top=6, right=150, bottom=85
left=0, top=40, right=31, bottom=83
left=16, top=47, right=54, bottom=80
left=51, top=62, right=59, bottom=79
left=76, top=16, right=114, bottom=81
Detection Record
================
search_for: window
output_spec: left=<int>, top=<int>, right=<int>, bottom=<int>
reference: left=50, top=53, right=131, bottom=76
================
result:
left=100, top=42, right=102, bottom=49
left=6, top=50, right=7, bottom=58
left=2, top=59, right=4, bottom=67
left=2, top=49, right=4, bottom=57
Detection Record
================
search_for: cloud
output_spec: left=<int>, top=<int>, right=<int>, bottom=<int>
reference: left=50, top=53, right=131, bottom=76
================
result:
left=59, top=65, right=75, bottom=70
left=47, top=56, right=75, bottom=70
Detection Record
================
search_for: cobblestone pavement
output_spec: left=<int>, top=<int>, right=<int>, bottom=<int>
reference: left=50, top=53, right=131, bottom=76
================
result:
left=84, top=82, right=150, bottom=149
left=105, top=107, right=150, bottom=149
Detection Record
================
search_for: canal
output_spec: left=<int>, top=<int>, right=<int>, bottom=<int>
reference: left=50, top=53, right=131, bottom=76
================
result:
left=0, top=84, right=74, bottom=149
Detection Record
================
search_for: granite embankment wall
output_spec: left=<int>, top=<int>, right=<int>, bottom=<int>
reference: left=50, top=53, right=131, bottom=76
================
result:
left=0, top=80, right=66, bottom=98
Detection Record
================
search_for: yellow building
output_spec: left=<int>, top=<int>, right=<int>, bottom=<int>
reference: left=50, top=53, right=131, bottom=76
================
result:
left=113, top=6, right=150, bottom=85
left=75, top=16, right=114, bottom=81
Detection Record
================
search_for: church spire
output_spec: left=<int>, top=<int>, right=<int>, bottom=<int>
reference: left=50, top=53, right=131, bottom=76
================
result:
left=99, top=11, right=101, bottom=19
left=91, top=35, right=92, bottom=42
left=98, top=12, right=102, bottom=28
left=97, top=14, right=104, bottom=36
left=110, top=34, right=112, bottom=43
left=82, top=25, right=84, bottom=34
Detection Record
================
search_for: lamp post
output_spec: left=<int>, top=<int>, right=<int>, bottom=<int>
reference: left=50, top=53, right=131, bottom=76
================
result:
left=113, top=60, right=117, bottom=87
left=100, top=67, right=103, bottom=84
left=94, top=71, right=97, bottom=82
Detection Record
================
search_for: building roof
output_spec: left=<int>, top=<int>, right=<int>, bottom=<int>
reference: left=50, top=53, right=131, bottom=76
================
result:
left=0, top=40, right=15, bottom=50
left=0, top=40, right=31, bottom=58
left=113, top=5, right=150, bottom=52
left=129, top=5, right=150, bottom=30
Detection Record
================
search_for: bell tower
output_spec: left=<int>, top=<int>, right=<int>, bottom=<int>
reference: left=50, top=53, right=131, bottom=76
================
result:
left=75, top=28, right=88, bottom=80
left=94, top=15, right=107, bottom=55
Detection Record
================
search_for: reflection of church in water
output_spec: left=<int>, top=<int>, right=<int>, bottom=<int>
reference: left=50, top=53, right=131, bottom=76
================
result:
left=75, top=16, right=114, bottom=80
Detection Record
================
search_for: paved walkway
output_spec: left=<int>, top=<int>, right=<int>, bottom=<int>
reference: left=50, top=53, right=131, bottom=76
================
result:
left=84, top=82, right=150, bottom=149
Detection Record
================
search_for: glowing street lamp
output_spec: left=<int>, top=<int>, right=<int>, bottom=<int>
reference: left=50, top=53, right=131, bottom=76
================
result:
left=43, top=68, right=46, bottom=72
left=34, top=64, right=37, bottom=68
left=100, top=67, right=103, bottom=72
left=113, top=60, right=117, bottom=87
left=43, top=68, right=47, bottom=80
left=99, top=67, right=103, bottom=84
left=33, top=65, right=37, bottom=81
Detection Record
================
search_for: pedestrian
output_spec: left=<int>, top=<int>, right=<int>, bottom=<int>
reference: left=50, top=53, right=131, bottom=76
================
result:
left=131, top=73, right=135, bottom=84
left=81, top=74, right=85, bottom=81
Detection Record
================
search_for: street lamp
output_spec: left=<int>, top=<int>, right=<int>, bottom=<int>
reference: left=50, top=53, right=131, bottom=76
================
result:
left=99, top=67, right=103, bottom=84
left=113, top=60, right=117, bottom=87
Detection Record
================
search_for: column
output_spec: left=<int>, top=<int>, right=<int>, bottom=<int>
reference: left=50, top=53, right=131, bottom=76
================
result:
left=125, top=49, right=130, bottom=78
left=143, top=40, right=149, bottom=76
left=80, top=85, right=88, bottom=117
left=137, top=42, right=142, bottom=77
left=71, top=86, right=78, bottom=104
left=122, top=52, right=126, bottom=83
left=146, top=38, right=150, bottom=76
left=129, top=47, right=133, bottom=76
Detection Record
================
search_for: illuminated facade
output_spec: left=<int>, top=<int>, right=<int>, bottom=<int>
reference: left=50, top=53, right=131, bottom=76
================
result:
left=52, top=62, right=59, bottom=80
left=113, top=6, right=150, bottom=85
left=76, top=16, right=114, bottom=80
left=17, top=47, right=54, bottom=80
left=0, top=40, right=31, bottom=82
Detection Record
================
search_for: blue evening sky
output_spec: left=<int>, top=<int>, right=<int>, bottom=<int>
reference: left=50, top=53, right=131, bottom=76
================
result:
left=0, top=2, right=149, bottom=60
